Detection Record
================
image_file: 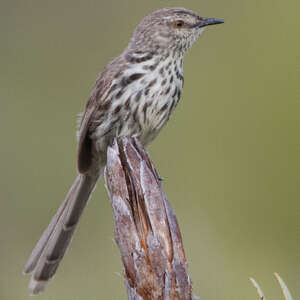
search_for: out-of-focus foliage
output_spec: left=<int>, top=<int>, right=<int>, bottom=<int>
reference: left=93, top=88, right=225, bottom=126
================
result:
left=0, top=0, right=299, bottom=300
left=250, top=273, right=294, bottom=300
left=249, top=277, right=266, bottom=300
left=275, top=272, right=294, bottom=300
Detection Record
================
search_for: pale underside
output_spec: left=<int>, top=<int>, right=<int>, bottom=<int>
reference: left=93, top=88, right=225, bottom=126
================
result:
left=77, top=50, right=184, bottom=174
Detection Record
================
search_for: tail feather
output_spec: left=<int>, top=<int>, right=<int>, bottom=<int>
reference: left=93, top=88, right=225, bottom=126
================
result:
left=24, top=174, right=98, bottom=294
left=24, top=176, right=81, bottom=274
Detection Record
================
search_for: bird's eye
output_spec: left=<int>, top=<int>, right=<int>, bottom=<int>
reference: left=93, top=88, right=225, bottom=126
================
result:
left=175, top=20, right=185, bottom=28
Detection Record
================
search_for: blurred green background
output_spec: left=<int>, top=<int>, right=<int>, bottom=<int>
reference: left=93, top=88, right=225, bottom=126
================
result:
left=1, top=0, right=299, bottom=299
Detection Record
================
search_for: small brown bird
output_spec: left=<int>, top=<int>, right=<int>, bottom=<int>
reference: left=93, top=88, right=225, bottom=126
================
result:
left=24, top=7, right=223, bottom=294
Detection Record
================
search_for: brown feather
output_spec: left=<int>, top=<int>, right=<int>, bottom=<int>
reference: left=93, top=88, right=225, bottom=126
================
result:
left=77, top=56, right=127, bottom=173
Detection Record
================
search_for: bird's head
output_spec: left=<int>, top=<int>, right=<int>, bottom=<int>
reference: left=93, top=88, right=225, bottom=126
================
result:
left=129, top=7, right=224, bottom=54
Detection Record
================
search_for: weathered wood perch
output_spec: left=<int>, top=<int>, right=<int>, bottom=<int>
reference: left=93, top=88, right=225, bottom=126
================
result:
left=104, top=137, right=192, bottom=300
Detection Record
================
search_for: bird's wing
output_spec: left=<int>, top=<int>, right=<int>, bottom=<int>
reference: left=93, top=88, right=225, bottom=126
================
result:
left=77, top=56, right=126, bottom=173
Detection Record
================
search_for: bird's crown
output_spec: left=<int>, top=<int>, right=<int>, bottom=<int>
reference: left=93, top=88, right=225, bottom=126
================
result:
left=129, top=7, right=223, bottom=54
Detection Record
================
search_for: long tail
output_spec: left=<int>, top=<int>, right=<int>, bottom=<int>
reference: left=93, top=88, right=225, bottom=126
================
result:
left=24, top=174, right=99, bottom=294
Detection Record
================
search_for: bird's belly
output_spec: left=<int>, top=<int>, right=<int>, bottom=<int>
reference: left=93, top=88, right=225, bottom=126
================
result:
left=92, top=67, right=183, bottom=151
left=126, top=87, right=181, bottom=145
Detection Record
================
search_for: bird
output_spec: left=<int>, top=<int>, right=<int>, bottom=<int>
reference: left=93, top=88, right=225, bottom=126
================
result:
left=23, top=7, right=224, bottom=294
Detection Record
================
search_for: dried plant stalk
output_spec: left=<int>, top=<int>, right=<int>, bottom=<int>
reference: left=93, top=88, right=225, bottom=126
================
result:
left=105, top=137, right=192, bottom=300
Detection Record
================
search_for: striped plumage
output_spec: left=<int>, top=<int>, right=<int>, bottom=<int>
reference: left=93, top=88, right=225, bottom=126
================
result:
left=89, top=49, right=184, bottom=154
left=24, top=7, right=223, bottom=294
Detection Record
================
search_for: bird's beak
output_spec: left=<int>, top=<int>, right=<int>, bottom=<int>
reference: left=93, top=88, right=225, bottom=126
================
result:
left=198, top=17, right=224, bottom=28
